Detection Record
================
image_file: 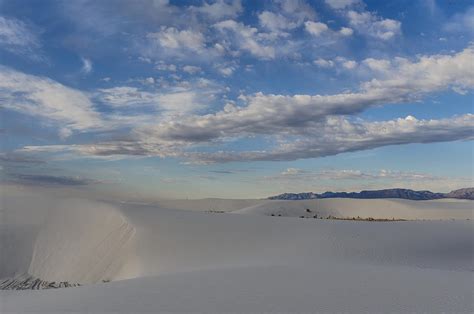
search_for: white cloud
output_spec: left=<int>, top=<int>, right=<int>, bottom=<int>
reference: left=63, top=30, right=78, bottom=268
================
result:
left=145, top=77, right=155, bottom=84
left=304, top=19, right=354, bottom=41
left=10, top=47, right=474, bottom=163
left=96, top=86, right=160, bottom=108
left=264, top=168, right=470, bottom=191
left=443, top=6, right=474, bottom=35
left=342, top=60, right=357, bottom=69
left=155, top=62, right=177, bottom=71
left=275, top=168, right=441, bottom=181
left=325, top=0, right=359, bottom=9
left=134, top=47, right=474, bottom=160
left=80, top=57, right=93, bottom=74
left=147, top=27, right=206, bottom=53
left=55, top=113, right=474, bottom=165
left=189, top=0, right=242, bottom=21
left=18, top=114, right=473, bottom=163
left=304, top=21, right=329, bottom=36
left=278, top=0, right=316, bottom=22
left=213, top=20, right=276, bottom=59
left=0, top=66, right=102, bottom=137
left=59, top=128, right=73, bottom=140
left=261, top=167, right=472, bottom=192
left=259, top=11, right=296, bottom=31
left=0, top=65, right=222, bottom=141
left=318, top=169, right=370, bottom=180
left=314, top=58, right=334, bottom=67
left=219, top=67, right=235, bottom=76
left=182, top=65, right=202, bottom=74
left=137, top=1, right=311, bottom=63
left=216, top=64, right=237, bottom=76
left=339, top=27, right=353, bottom=36
left=257, top=0, right=317, bottom=41
left=188, top=114, right=474, bottom=163
left=157, top=91, right=207, bottom=114
left=325, top=1, right=401, bottom=41
left=281, top=168, right=307, bottom=175
left=347, top=10, right=401, bottom=40
left=96, top=79, right=223, bottom=116
left=362, top=58, right=391, bottom=73
left=334, top=56, right=357, bottom=70
left=0, top=16, right=41, bottom=58
left=360, top=47, right=474, bottom=93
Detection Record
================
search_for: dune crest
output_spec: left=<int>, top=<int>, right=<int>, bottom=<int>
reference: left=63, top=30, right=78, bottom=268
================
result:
left=27, top=200, right=135, bottom=284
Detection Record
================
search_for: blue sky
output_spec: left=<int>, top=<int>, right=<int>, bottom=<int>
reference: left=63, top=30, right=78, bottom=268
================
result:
left=0, top=0, right=473, bottom=199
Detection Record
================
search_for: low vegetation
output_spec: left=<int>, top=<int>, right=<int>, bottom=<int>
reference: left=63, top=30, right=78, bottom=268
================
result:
left=0, top=275, right=81, bottom=290
left=270, top=212, right=407, bottom=221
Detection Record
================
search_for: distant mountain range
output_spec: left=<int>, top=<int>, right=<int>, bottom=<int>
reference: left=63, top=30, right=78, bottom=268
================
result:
left=268, top=188, right=474, bottom=201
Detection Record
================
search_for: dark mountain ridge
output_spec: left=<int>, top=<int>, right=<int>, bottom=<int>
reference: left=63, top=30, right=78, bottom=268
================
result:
left=268, top=188, right=474, bottom=201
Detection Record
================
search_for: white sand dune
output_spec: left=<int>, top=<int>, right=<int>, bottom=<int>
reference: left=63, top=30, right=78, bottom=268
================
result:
left=1, top=187, right=473, bottom=313
left=0, top=188, right=135, bottom=284
left=28, top=200, right=135, bottom=284
left=147, top=198, right=266, bottom=212
left=233, top=198, right=474, bottom=220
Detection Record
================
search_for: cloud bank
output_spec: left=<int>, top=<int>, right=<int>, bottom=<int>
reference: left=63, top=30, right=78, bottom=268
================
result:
left=2, top=45, right=471, bottom=163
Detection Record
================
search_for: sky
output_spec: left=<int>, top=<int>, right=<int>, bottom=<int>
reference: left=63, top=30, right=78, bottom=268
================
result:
left=0, top=0, right=473, bottom=200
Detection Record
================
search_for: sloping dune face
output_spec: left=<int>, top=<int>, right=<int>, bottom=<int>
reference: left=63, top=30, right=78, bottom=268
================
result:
left=0, top=189, right=135, bottom=286
left=27, top=200, right=135, bottom=284
left=1, top=187, right=58, bottom=280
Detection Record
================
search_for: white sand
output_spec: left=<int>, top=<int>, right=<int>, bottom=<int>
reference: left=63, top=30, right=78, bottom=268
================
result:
left=232, top=198, right=474, bottom=220
left=28, top=200, right=135, bottom=284
left=147, top=198, right=267, bottom=212
left=1, top=186, right=473, bottom=313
